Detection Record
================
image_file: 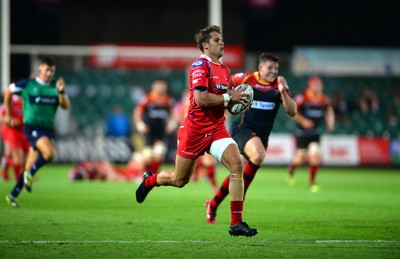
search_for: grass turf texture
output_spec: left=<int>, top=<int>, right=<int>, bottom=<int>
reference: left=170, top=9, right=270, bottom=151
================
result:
left=1, top=164, right=399, bottom=258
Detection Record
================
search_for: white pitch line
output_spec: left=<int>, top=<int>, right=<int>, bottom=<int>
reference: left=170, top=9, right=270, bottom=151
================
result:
left=316, top=240, right=400, bottom=243
left=0, top=240, right=214, bottom=244
left=0, top=240, right=399, bottom=244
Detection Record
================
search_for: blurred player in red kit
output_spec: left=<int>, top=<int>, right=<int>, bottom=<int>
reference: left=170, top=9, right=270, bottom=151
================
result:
left=0, top=104, right=12, bottom=181
left=0, top=95, right=29, bottom=181
left=135, top=25, right=258, bottom=237
left=288, top=76, right=335, bottom=192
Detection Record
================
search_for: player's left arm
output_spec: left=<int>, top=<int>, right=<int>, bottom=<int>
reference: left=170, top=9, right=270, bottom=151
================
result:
left=325, top=105, right=335, bottom=132
left=166, top=98, right=177, bottom=134
left=56, top=77, right=70, bottom=109
left=2, top=87, right=13, bottom=126
left=277, top=76, right=297, bottom=117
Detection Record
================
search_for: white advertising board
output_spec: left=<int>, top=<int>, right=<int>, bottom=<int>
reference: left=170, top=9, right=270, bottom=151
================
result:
left=321, top=135, right=359, bottom=166
left=264, top=134, right=295, bottom=165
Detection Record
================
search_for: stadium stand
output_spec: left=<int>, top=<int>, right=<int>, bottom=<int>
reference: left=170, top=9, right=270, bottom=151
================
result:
left=60, top=69, right=400, bottom=139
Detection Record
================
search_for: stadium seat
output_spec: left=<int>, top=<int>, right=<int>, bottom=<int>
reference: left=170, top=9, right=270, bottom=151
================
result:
left=60, top=69, right=400, bottom=139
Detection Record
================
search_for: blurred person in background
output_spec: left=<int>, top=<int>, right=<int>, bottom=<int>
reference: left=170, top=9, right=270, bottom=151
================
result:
left=69, top=160, right=124, bottom=181
left=4, top=57, right=70, bottom=208
left=133, top=79, right=175, bottom=173
left=0, top=102, right=13, bottom=181
left=387, top=92, right=400, bottom=127
left=359, top=86, right=379, bottom=115
left=205, top=53, right=297, bottom=224
left=135, top=25, right=258, bottom=237
left=124, top=151, right=146, bottom=182
left=192, top=154, right=219, bottom=193
left=68, top=155, right=144, bottom=182
left=331, top=89, right=349, bottom=124
left=69, top=151, right=146, bottom=182
left=0, top=95, right=29, bottom=182
left=105, top=104, right=131, bottom=138
left=287, top=76, right=335, bottom=192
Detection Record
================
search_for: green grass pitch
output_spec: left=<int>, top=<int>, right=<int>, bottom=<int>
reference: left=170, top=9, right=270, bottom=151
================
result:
left=1, top=164, right=399, bottom=258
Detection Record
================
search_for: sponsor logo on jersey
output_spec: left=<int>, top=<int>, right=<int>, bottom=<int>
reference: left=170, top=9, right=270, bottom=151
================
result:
left=29, top=95, right=58, bottom=105
left=251, top=101, right=276, bottom=110
left=192, top=72, right=204, bottom=78
left=305, top=109, right=324, bottom=118
left=191, top=68, right=205, bottom=76
left=214, top=84, right=229, bottom=91
left=192, top=60, right=204, bottom=67
left=148, top=109, right=169, bottom=120
left=255, top=84, right=272, bottom=91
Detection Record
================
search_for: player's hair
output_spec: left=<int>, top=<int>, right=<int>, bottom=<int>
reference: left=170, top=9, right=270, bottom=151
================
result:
left=259, top=53, right=279, bottom=64
left=194, top=25, right=222, bottom=52
left=40, top=57, right=56, bottom=67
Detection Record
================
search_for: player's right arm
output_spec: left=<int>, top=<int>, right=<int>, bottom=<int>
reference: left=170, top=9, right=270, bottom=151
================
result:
left=3, top=79, right=29, bottom=127
left=292, top=94, right=314, bottom=129
left=292, top=113, right=314, bottom=129
left=193, top=86, right=248, bottom=108
left=3, top=87, right=13, bottom=127
left=190, top=60, right=246, bottom=108
left=133, top=98, right=148, bottom=134
left=193, top=88, right=227, bottom=107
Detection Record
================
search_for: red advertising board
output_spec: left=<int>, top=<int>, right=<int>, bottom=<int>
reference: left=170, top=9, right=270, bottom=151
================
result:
left=89, top=44, right=244, bottom=70
left=358, top=137, right=391, bottom=165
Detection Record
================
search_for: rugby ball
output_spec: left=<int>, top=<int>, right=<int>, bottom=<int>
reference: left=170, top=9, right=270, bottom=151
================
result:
left=227, top=84, right=254, bottom=115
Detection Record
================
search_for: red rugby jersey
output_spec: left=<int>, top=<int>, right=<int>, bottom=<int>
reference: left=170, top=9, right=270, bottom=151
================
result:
left=184, top=55, right=230, bottom=133
left=0, top=95, right=24, bottom=128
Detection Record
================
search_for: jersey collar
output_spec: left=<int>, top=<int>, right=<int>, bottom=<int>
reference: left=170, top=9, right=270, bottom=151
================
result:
left=200, top=54, right=221, bottom=65
left=35, top=77, right=51, bottom=86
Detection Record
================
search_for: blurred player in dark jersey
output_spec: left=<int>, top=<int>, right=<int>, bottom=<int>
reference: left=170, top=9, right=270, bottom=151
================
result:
left=133, top=79, right=175, bottom=173
left=4, top=57, right=70, bottom=208
left=205, top=53, right=297, bottom=224
left=288, top=76, right=335, bottom=192
left=135, top=25, right=258, bottom=237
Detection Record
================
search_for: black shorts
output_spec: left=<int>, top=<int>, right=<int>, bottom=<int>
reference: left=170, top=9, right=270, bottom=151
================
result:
left=24, top=124, right=55, bottom=149
left=231, top=126, right=269, bottom=154
left=144, top=128, right=166, bottom=146
left=295, top=134, right=320, bottom=149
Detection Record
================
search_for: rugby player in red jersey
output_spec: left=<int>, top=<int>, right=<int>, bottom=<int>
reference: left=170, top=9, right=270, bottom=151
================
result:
left=135, top=25, right=258, bottom=237
left=205, top=53, right=297, bottom=224
left=0, top=104, right=12, bottom=181
left=288, top=76, right=335, bottom=192
left=0, top=104, right=13, bottom=181
left=0, top=95, right=29, bottom=182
